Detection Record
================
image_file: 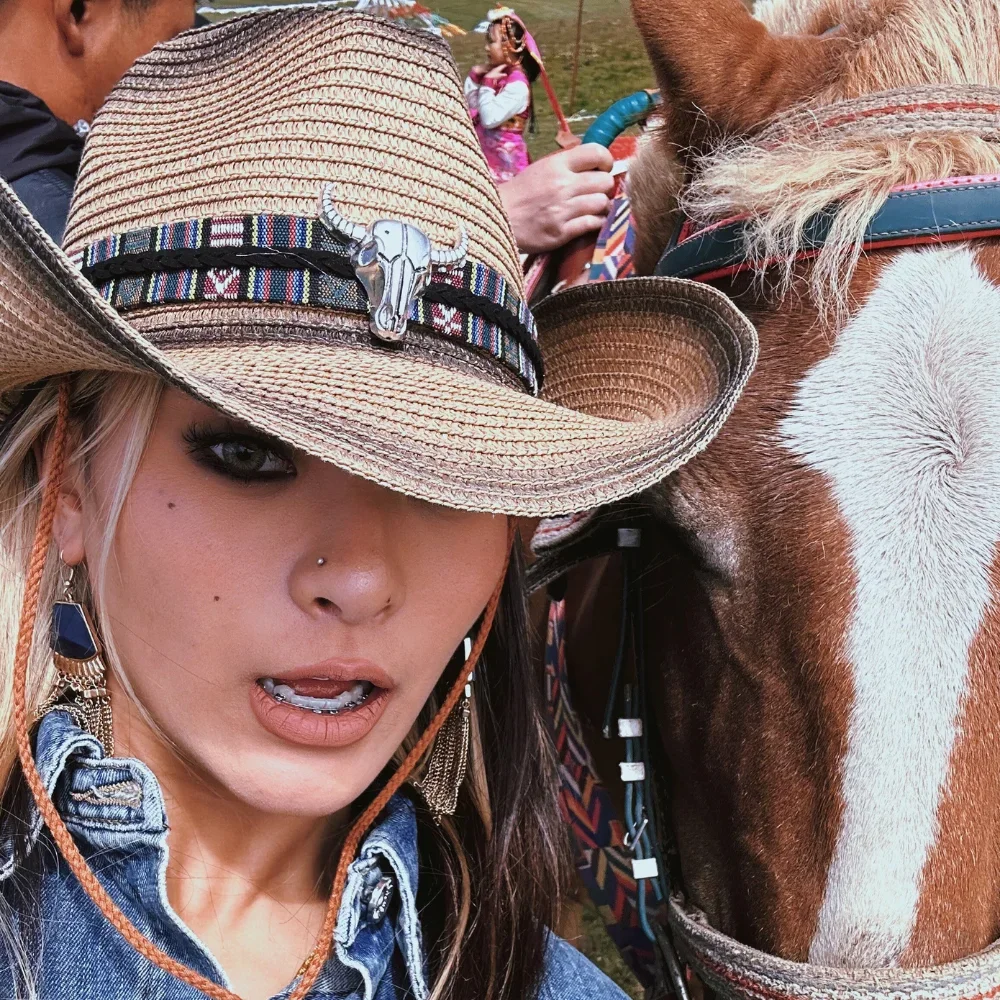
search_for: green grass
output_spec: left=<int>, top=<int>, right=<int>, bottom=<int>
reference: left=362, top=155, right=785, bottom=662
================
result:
left=440, top=0, right=656, bottom=157
left=564, top=897, right=646, bottom=998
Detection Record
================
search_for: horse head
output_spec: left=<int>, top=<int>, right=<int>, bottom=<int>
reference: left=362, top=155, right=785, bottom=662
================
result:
left=565, top=0, right=1000, bottom=979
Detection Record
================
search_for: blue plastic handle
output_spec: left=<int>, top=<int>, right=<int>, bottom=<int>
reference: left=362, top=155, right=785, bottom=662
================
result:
left=582, top=90, right=661, bottom=148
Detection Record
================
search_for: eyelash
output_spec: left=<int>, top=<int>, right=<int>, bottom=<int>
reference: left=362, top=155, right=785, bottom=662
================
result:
left=183, top=423, right=297, bottom=483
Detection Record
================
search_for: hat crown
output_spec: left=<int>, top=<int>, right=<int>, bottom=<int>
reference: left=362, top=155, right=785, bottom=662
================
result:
left=63, top=10, right=522, bottom=295
left=0, top=7, right=758, bottom=519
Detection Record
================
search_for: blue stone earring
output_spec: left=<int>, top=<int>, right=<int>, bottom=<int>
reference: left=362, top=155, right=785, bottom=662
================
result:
left=37, top=562, right=114, bottom=754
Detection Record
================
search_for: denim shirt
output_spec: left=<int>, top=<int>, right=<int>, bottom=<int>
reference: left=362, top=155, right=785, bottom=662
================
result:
left=0, top=712, right=628, bottom=1000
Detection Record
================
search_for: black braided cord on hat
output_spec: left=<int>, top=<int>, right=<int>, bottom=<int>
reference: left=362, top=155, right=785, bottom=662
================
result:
left=80, top=247, right=545, bottom=381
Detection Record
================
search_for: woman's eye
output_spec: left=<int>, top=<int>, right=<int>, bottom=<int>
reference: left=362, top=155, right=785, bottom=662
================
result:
left=209, top=440, right=293, bottom=479
left=186, top=428, right=296, bottom=482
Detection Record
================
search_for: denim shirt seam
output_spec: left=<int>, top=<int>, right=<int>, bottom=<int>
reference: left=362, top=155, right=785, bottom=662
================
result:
left=152, top=817, right=233, bottom=991
left=361, top=834, right=428, bottom=1000
left=64, top=752, right=168, bottom=835
left=61, top=815, right=144, bottom=832
left=334, top=857, right=380, bottom=1000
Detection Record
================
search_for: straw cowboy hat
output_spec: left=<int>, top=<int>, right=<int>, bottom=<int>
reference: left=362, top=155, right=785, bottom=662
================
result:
left=0, top=7, right=757, bottom=516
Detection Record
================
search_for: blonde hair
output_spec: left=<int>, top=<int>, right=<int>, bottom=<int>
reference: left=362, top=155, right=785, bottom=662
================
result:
left=0, top=373, right=163, bottom=789
left=0, top=373, right=161, bottom=999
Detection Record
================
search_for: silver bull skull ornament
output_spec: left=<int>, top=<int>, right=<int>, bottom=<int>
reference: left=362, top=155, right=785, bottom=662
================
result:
left=319, top=183, right=468, bottom=343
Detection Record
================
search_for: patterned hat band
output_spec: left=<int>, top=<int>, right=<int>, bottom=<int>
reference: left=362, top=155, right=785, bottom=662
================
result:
left=71, top=211, right=542, bottom=394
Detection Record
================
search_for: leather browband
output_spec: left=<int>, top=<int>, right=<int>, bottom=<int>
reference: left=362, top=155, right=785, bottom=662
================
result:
left=655, top=176, right=1000, bottom=283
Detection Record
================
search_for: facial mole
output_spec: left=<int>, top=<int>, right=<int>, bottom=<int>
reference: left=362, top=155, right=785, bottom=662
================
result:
left=214, top=596, right=220, bottom=602
left=167, top=502, right=176, bottom=509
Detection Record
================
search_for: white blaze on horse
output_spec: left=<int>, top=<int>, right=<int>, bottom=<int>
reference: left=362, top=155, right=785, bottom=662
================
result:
left=552, top=0, right=1000, bottom=990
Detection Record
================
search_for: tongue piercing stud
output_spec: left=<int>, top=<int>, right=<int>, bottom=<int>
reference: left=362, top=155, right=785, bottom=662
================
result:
left=317, top=558, right=326, bottom=566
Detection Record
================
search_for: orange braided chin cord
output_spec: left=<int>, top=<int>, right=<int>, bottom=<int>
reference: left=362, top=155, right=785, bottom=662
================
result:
left=13, top=380, right=515, bottom=1000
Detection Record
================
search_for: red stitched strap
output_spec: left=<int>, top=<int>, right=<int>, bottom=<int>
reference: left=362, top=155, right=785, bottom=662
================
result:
left=658, top=176, right=1000, bottom=282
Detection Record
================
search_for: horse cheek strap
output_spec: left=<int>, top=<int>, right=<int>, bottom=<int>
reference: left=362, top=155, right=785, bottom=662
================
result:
left=11, top=382, right=514, bottom=1000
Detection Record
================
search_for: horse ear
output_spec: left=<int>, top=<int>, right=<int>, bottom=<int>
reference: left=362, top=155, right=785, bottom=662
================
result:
left=631, top=0, right=849, bottom=135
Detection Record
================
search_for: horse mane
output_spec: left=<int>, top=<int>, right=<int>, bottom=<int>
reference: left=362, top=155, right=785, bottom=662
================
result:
left=673, top=0, right=1000, bottom=311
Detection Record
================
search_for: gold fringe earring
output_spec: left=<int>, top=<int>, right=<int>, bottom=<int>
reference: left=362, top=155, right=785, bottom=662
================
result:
left=36, top=562, right=114, bottom=754
left=414, top=637, right=473, bottom=821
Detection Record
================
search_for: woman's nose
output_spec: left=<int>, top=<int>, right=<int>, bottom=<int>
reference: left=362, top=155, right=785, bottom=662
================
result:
left=289, top=527, right=399, bottom=625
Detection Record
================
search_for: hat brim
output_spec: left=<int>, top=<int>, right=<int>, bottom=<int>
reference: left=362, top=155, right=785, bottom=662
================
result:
left=0, top=180, right=757, bottom=516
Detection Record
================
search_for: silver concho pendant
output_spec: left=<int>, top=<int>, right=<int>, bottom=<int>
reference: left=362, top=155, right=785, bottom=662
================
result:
left=318, top=183, right=468, bottom=344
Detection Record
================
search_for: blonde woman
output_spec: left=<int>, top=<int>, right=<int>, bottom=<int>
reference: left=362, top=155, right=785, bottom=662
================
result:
left=0, top=10, right=756, bottom=1000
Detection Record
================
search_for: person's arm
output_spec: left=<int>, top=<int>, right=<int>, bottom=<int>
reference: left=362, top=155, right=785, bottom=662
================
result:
left=500, top=144, right=615, bottom=254
left=464, top=73, right=482, bottom=115
left=475, top=79, right=530, bottom=129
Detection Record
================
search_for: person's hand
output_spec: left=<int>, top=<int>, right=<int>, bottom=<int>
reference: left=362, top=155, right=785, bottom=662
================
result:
left=499, top=144, right=615, bottom=254
left=469, top=64, right=488, bottom=78
left=483, top=64, right=507, bottom=81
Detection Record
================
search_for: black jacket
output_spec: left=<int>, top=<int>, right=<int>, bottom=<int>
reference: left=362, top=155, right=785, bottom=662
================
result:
left=0, top=82, right=83, bottom=243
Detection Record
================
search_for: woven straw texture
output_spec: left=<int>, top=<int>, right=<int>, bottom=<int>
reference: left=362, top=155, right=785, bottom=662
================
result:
left=63, top=9, right=521, bottom=290
left=0, top=10, right=759, bottom=516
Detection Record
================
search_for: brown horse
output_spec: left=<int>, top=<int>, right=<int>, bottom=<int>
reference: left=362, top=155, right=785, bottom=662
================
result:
left=551, top=0, right=1000, bottom=984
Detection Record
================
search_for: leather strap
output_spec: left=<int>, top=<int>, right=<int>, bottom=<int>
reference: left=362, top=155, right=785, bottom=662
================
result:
left=655, top=176, right=1000, bottom=283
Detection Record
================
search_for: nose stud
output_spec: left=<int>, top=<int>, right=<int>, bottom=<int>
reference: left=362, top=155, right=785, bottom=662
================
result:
left=317, top=558, right=326, bottom=566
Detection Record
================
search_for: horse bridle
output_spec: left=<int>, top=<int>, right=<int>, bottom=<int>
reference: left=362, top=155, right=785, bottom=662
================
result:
left=655, top=175, right=1000, bottom=284
left=653, top=84, right=1000, bottom=283
left=596, top=526, right=690, bottom=1000
left=531, top=513, right=690, bottom=999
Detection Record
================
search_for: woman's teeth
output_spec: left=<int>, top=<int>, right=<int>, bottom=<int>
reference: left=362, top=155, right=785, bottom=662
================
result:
left=259, top=678, right=374, bottom=714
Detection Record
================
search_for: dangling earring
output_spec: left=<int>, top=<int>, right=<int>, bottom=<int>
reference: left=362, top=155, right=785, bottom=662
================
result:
left=36, top=562, right=114, bottom=754
left=414, top=636, right=473, bottom=822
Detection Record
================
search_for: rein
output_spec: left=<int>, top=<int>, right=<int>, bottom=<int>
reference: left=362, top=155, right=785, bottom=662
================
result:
left=533, top=515, right=689, bottom=999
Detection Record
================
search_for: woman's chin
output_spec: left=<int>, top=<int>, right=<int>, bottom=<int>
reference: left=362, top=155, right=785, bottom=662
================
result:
left=204, top=752, right=375, bottom=818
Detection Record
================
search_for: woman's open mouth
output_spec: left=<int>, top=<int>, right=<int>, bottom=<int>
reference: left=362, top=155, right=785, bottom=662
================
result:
left=250, top=665, right=392, bottom=747
left=259, top=677, right=375, bottom=714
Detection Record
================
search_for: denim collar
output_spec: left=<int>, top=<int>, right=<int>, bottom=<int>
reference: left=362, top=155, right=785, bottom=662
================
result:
left=2, top=711, right=429, bottom=1000
left=0, top=709, right=167, bottom=880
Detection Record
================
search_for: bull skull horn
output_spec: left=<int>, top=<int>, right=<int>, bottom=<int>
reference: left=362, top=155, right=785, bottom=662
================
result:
left=429, top=227, right=468, bottom=270
left=318, top=183, right=368, bottom=244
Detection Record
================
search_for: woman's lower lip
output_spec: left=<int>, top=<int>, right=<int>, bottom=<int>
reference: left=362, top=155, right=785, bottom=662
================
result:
left=249, top=682, right=389, bottom=748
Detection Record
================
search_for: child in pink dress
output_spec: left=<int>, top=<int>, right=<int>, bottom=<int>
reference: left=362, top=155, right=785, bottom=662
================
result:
left=465, top=8, right=541, bottom=183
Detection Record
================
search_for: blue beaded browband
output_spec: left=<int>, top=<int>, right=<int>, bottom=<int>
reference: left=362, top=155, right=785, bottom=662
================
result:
left=70, top=211, right=542, bottom=394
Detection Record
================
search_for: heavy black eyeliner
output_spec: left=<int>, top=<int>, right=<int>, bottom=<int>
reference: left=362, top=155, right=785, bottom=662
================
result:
left=182, top=423, right=297, bottom=483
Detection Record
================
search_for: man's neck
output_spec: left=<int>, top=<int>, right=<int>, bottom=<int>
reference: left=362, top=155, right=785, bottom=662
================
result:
left=0, top=22, right=82, bottom=124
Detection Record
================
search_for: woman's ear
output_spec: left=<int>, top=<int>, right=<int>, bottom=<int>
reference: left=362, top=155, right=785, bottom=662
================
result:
left=36, top=426, right=87, bottom=567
